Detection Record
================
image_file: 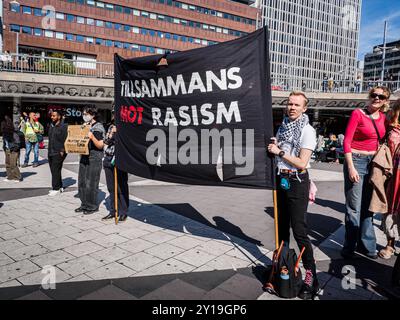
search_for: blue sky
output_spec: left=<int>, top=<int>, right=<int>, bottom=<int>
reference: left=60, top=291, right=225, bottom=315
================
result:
left=359, top=0, right=400, bottom=60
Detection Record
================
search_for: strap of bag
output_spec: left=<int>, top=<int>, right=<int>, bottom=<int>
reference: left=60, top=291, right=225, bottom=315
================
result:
left=365, top=109, right=384, bottom=144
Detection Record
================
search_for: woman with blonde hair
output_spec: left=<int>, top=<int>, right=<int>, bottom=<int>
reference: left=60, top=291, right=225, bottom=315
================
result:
left=342, top=86, right=390, bottom=259
left=379, top=99, right=400, bottom=259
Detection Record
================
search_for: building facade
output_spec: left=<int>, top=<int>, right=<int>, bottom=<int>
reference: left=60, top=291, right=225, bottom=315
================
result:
left=259, top=0, right=362, bottom=91
left=363, top=40, right=400, bottom=90
left=2, top=0, right=257, bottom=63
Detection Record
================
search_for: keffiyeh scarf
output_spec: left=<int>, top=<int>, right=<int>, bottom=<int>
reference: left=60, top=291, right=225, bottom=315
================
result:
left=277, top=114, right=309, bottom=157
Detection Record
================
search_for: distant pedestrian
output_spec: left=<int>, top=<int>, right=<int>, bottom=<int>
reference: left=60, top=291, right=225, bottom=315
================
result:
left=75, top=106, right=105, bottom=215
left=322, top=75, right=328, bottom=92
left=102, top=114, right=129, bottom=222
left=328, top=78, right=334, bottom=92
left=1, top=115, right=22, bottom=182
left=302, top=81, right=307, bottom=91
left=48, top=110, right=68, bottom=196
left=21, top=112, right=44, bottom=167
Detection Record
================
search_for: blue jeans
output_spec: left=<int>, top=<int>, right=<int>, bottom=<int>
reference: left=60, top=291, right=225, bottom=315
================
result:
left=24, top=141, right=39, bottom=165
left=343, top=154, right=376, bottom=255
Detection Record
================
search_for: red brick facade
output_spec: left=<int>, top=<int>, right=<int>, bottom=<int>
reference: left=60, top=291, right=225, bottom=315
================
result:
left=3, top=0, right=257, bottom=63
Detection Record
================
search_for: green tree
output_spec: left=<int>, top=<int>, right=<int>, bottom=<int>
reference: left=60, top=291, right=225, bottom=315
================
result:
left=39, top=53, right=76, bottom=75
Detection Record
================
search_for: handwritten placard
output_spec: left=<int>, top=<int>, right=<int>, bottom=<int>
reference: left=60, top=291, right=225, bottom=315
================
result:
left=64, top=125, right=90, bottom=155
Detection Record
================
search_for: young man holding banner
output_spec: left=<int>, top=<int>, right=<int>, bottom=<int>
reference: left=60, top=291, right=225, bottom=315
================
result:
left=267, top=91, right=318, bottom=300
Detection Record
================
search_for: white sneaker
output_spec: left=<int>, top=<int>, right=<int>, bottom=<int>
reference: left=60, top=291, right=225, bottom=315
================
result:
left=60, top=188, right=64, bottom=193
left=48, top=190, right=60, bottom=196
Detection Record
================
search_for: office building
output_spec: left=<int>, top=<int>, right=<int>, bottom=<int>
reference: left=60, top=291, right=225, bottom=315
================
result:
left=259, top=0, right=362, bottom=91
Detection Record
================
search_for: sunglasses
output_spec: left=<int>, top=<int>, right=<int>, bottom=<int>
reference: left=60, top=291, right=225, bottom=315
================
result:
left=370, top=93, right=387, bottom=100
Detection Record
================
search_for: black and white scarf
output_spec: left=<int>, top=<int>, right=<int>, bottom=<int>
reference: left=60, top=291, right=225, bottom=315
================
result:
left=277, top=114, right=309, bottom=157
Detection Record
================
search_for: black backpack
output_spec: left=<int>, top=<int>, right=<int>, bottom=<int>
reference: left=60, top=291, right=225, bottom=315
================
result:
left=264, top=242, right=304, bottom=299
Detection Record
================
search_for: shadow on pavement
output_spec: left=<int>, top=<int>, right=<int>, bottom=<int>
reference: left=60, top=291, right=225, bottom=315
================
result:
left=0, top=171, right=37, bottom=179
left=314, top=197, right=346, bottom=213
left=126, top=200, right=271, bottom=267
left=62, top=177, right=76, bottom=189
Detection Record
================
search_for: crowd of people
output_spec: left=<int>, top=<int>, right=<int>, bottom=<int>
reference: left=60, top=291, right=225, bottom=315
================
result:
left=1, top=86, right=399, bottom=299
left=0, top=107, right=129, bottom=221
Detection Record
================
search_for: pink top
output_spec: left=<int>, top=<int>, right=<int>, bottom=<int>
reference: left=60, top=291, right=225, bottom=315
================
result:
left=343, top=109, right=387, bottom=153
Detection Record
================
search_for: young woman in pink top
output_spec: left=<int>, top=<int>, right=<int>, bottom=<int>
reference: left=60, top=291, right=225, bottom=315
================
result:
left=342, top=86, right=390, bottom=259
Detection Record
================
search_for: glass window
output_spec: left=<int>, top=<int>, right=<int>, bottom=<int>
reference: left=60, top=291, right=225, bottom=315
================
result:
left=131, top=44, right=139, bottom=51
left=67, top=14, right=75, bottom=22
left=149, top=47, right=155, bottom=53
left=173, top=34, right=178, bottom=41
left=22, top=6, right=32, bottom=14
left=156, top=48, right=164, bottom=54
left=105, top=21, right=113, bottom=28
left=180, top=20, right=187, bottom=26
left=165, top=33, right=171, bottom=39
left=140, top=45, right=147, bottom=52
left=132, top=27, right=139, bottom=34
left=105, top=39, right=113, bottom=47
left=22, top=26, right=32, bottom=34
left=66, top=34, right=74, bottom=41
left=217, top=12, right=223, bottom=18
left=86, top=37, right=94, bottom=43
left=96, top=2, right=105, bottom=8
left=114, top=23, right=122, bottom=31
left=124, top=7, right=131, bottom=14
left=76, top=0, right=84, bottom=4
left=77, top=16, right=85, bottom=24
left=181, top=36, right=187, bottom=42
left=182, top=3, right=188, bottom=10
left=158, top=15, right=165, bottom=21
left=133, top=10, right=140, bottom=16
left=150, top=13, right=157, bottom=20
left=202, top=40, right=207, bottom=45
left=96, top=20, right=104, bottom=27
left=33, top=8, right=42, bottom=16
left=86, top=0, right=95, bottom=5
left=123, top=25, right=130, bottom=32
left=141, top=28, right=148, bottom=35
left=76, top=35, right=84, bottom=42
left=105, top=4, right=114, bottom=10
left=141, top=11, right=149, bottom=17
left=123, top=43, right=130, bottom=49
left=56, top=32, right=64, bottom=39
left=157, top=31, right=163, bottom=38
left=114, top=41, right=123, bottom=48
left=34, top=28, right=42, bottom=36
left=10, top=24, right=20, bottom=32
left=86, top=18, right=94, bottom=25
left=149, top=30, right=155, bottom=37
left=173, top=18, right=180, bottom=24
left=56, top=12, right=65, bottom=20
left=10, top=3, right=20, bottom=12
left=95, top=38, right=103, bottom=45
left=44, top=30, right=54, bottom=38
left=115, top=5, right=123, bottom=13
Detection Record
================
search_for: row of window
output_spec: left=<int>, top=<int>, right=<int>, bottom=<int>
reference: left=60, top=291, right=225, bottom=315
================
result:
left=55, top=0, right=250, bottom=37
left=9, top=25, right=177, bottom=54
left=10, top=5, right=220, bottom=46
left=62, top=0, right=255, bottom=25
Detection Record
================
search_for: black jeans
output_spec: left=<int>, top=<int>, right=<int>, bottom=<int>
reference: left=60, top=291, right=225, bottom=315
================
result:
left=78, top=153, right=102, bottom=211
left=277, top=171, right=315, bottom=271
left=48, top=153, right=66, bottom=190
left=104, top=157, right=129, bottom=216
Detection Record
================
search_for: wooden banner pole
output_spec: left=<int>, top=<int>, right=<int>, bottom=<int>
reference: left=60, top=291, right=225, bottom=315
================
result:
left=114, top=166, right=119, bottom=225
left=272, top=189, right=279, bottom=250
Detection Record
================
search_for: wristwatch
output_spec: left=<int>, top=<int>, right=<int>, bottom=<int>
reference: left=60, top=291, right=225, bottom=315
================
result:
left=278, top=150, right=285, bottom=158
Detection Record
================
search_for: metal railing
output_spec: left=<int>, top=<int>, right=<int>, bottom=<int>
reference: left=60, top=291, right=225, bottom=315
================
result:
left=1, top=53, right=400, bottom=94
left=0, top=53, right=114, bottom=78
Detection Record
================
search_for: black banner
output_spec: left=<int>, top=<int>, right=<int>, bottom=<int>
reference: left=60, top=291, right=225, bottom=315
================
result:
left=114, top=27, right=275, bottom=189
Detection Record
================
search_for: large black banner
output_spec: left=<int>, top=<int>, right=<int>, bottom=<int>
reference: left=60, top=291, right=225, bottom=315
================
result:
left=114, top=27, right=275, bottom=189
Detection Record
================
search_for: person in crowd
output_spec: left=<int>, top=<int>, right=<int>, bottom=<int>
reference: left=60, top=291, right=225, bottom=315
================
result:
left=322, top=74, right=328, bottom=92
left=75, top=106, right=105, bottom=214
left=341, top=86, right=390, bottom=259
left=1, top=115, right=22, bottom=182
left=21, top=112, right=44, bottom=167
left=268, top=91, right=319, bottom=300
left=48, top=110, right=68, bottom=196
left=379, top=99, right=400, bottom=259
left=328, top=77, right=334, bottom=92
left=102, top=113, right=129, bottom=222
left=325, top=133, right=339, bottom=162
